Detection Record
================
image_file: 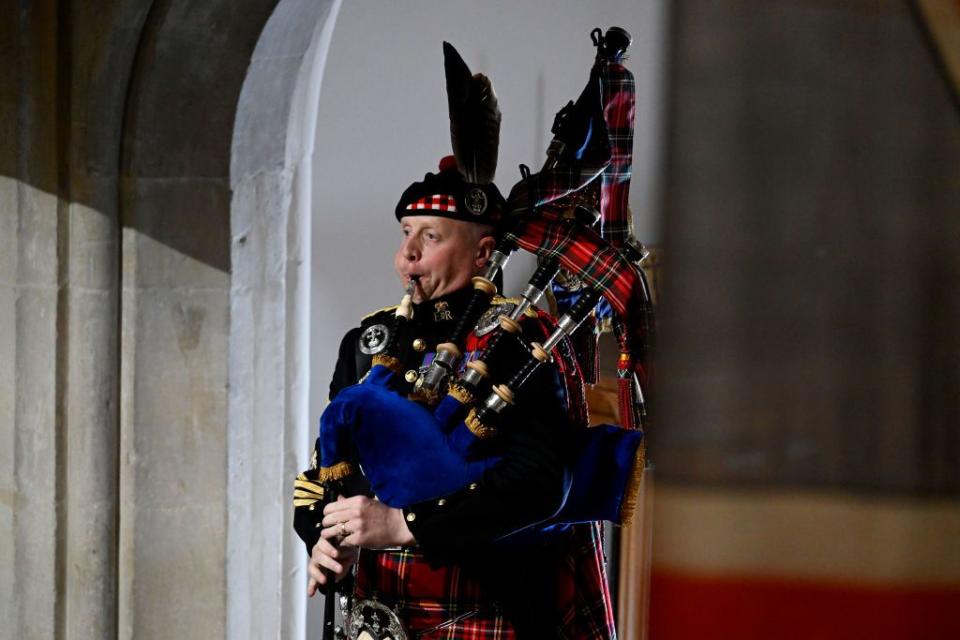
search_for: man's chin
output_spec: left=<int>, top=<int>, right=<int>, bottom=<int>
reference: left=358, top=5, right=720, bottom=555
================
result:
left=411, top=285, right=430, bottom=304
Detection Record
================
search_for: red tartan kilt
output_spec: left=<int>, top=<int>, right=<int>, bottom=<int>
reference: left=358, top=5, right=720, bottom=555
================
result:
left=354, top=548, right=518, bottom=638
left=353, top=524, right=615, bottom=639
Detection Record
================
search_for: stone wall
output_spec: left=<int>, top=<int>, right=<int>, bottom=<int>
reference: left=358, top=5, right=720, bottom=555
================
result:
left=0, top=1, right=339, bottom=637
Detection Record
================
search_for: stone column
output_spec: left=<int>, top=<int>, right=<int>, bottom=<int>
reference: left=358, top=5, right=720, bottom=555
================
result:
left=1, top=2, right=123, bottom=638
left=228, top=2, right=341, bottom=637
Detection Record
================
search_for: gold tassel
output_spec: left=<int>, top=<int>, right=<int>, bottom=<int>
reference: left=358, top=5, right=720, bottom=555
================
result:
left=618, top=440, right=646, bottom=527
left=465, top=409, right=498, bottom=439
left=447, top=383, right=475, bottom=406
left=316, top=461, right=355, bottom=483
left=372, top=354, right=403, bottom=374
left=408, top=385, right=442, bottom=406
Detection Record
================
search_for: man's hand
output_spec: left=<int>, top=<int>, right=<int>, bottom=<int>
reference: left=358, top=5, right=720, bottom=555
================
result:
left=320, top=495, right=416, bottom=549
left=307, top=536, right=359, bottom=597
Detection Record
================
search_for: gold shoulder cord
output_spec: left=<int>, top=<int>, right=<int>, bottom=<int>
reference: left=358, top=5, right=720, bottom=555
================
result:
left=360, top=305, right=400, bottom=323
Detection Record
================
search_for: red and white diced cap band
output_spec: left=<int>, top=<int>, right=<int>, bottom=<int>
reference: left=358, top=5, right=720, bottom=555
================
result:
left=405, top=194, right=458, bottom=213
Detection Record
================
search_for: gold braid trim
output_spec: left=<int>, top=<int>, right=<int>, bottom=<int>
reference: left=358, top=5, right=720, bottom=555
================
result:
left=294, top=487, right=325, bottom=500
left=408, top=385, right=441, bottom=406
left=372, top=354, right=403, bottom=374
left=619, top=440, right=647, bottom=527
left=465, top=409, right=498, bottom=440
left=316, top=461, right=356, bottom=483
left=293, top=473, right=326, bottom=507
left=361, top=305, right=399, bottom=322
left=446, top=383, right=475, bottom=406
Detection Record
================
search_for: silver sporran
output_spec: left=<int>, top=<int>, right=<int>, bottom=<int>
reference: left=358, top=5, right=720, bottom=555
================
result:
left=346, top=598, right=407, bottom=640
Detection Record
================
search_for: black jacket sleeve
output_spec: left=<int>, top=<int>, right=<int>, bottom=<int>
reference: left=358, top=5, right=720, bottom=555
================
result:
left=329, top=327, right=362, bottom=400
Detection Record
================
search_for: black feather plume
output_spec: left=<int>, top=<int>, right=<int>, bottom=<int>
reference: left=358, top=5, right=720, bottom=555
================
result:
left=443, top=41, right=501, bottom=184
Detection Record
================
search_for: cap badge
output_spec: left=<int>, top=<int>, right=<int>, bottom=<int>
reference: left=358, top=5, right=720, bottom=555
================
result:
left=464, top=187, right=488, bottom=215
left=359, top=324, right=390, bottom=355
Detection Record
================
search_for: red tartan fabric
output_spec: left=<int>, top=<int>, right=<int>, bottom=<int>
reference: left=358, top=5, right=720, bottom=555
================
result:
left=599, top=60, right=635, bottom=249
left=507, top=218, right=639, bottom=320
left=407, top=193, right=459, bottom=213
left=354, top=548, right=517, bottom=638
left=505, top=162, right=609, bottom=217
left=557, top=523, right=617, bottom=640
left=353, top=523, right=614, bottom=639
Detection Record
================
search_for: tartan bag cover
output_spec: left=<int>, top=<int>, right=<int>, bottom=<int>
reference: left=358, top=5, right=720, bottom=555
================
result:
left=504, top=44, right=651, bottom=432
left=598, top=58, right=635, bottom=249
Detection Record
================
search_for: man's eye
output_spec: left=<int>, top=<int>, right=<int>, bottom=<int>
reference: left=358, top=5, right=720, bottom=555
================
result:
left=426, top=233, right=439, bottom=241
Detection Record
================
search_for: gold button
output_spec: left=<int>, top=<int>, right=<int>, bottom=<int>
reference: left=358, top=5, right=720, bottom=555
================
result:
left=308, top=504, right=315, bottom=511
left=406, top=512, right=416, bottom=522
left=468, top=483, right=478, bottom=490
left=315, top=523, right=321, bottom=528
left=437, top=498, right=447, bottom=506
left=412, top=338, right=426, bottom=352
left=404, top=370, right=419, bottom=383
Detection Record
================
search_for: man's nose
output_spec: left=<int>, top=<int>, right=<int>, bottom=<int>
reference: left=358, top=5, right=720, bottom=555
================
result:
left=402, top=236, right=421, bottom=261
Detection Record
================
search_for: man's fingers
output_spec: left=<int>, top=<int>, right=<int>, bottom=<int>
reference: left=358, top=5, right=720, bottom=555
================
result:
left=311, top=536, right=339, bottom=561
left=323, top=495, right=369, bottom=517
left=314, top=553, right=344, bottom=575
left=322, top=524, right=364, bottom=548
left=307, top=561, right=326, bottom=589
left=320, top=516, right=361, bottom=541
left=320, top=522, right=356, bottom=541
left=320, top=525, right=338, bottom=540
left=321, top=511, right=357, bottom=528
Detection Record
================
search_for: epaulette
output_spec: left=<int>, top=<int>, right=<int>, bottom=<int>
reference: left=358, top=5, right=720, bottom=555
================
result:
left=360, top=305, right=399, bottom=323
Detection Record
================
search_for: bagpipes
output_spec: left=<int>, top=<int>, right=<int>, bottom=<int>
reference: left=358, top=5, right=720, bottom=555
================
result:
left=293, top=27, right=654, bottom=639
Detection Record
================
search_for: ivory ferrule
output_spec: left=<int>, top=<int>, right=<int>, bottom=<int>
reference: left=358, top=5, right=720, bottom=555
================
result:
left=471, top=276, right=497, bottom=296
left=395, top=293, right=414, bottom=320
left=498, top=316, right=522, bottom=334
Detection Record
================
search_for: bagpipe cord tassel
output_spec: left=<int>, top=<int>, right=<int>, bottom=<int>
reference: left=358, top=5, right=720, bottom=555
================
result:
left=617, top=351, right=637, bottom=431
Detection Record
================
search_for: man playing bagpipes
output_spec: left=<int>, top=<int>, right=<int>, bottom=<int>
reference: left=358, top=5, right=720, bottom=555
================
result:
left=294, top=28, right=650, bottom=639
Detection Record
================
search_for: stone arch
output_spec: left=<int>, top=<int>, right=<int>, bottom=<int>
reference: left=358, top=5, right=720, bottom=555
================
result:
left=118, top=0, right=340, bottom=637
left=227, top=1, right=341, bottom=637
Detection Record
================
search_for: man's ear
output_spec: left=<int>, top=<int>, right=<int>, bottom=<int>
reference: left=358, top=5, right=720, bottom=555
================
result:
left=475, top=235, right=496, bottom=270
